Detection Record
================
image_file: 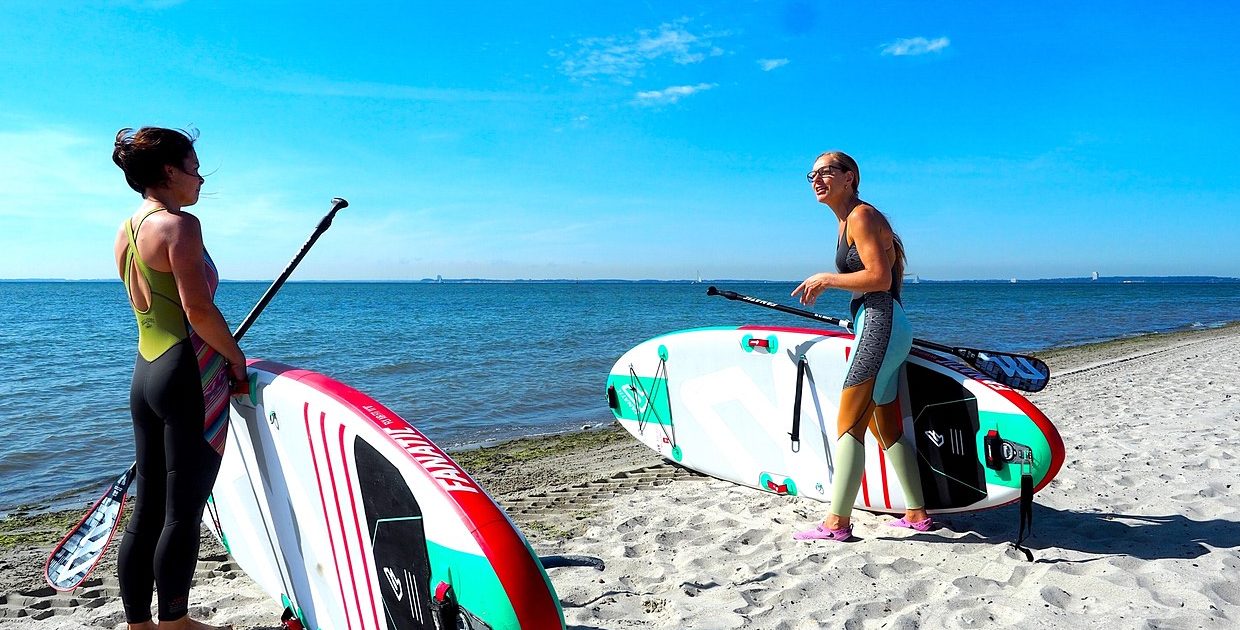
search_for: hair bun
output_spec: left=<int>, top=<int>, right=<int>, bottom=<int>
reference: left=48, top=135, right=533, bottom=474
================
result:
left=114, top=128, right=134, bottom=149
left=111, top=126, right=198, bottom=194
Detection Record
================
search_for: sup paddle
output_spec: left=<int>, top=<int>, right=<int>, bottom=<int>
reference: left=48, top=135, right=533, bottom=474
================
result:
left=44, top=197, right=348, bottom=592
left=706, top=286, right=1051, bottom=393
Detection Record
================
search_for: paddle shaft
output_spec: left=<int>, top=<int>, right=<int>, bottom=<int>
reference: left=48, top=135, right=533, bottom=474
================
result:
left=708, top=287, right=852, bottom=329
left=706, top=286, right=1050, bottom=392
left=232, top=197, right=348, bottom=340
left=709, top=286, right=953, bottom=349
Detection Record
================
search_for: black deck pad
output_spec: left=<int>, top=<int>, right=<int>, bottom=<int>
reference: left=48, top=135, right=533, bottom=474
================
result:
left=355, top=438, right=436, bottom=630
left=906, top=363, right=987, bottom=510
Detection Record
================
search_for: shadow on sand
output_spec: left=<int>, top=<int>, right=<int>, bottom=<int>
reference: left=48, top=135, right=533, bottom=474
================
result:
left=893, top=503, right=1240, bottom=562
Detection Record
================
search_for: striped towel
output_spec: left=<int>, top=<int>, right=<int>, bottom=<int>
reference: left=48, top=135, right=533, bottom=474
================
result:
left=189, top=331, right=231, bottom=455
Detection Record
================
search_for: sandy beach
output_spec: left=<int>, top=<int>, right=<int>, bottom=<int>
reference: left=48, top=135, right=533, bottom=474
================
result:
left=3, top=323, right=1238, bottom=629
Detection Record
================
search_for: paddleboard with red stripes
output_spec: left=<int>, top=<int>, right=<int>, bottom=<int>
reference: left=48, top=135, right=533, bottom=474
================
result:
left=206, top=359, right=564, bottom=630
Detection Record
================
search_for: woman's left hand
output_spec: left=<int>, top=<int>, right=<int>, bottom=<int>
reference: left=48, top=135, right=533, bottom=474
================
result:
left=791, top=273, right=832, bottom=307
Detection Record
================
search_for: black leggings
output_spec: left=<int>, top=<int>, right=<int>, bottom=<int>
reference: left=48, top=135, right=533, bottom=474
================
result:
left=118, top=339, right=222, bottom=623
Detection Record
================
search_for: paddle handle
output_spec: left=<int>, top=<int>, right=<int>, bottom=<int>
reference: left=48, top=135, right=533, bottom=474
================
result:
left=232, top=197, right=347, bottom=341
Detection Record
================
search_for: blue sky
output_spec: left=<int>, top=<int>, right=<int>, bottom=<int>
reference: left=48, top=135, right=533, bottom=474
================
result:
left=1, top=1, right=1237, bottom=281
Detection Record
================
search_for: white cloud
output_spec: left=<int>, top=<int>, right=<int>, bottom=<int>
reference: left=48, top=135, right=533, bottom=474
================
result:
left=555, top=19, right=728, bottom=84
left=633, top=83, right=717, bottom=106
left=757, top=58, right=789, bottom=71
left=881, top=36, right=951, bottom=57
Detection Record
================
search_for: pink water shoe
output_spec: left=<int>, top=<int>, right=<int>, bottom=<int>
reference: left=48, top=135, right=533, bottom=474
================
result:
left=792, top=524, right=854, bottom=542
left=886, top=516, right=934, bottom=532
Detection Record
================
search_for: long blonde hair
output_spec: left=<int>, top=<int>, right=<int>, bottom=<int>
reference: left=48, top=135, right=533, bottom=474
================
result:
left=820, top=150, right=906, bottom=295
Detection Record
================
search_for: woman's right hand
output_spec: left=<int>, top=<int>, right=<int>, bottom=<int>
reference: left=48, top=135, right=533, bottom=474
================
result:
left=792, top=272, right=833, bottom=307
left=228, top=358, right=249, bottom=396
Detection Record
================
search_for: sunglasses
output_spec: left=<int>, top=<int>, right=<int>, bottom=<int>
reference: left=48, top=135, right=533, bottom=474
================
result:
left=806, top=165, right=847, bottom=182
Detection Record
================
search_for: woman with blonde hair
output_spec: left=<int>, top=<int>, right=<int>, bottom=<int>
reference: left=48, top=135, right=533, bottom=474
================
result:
left=791, top=151, right=931, bottom=541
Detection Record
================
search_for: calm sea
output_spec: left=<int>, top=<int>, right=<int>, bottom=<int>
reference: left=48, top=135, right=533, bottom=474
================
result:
left=1, top=280, right=1236, bottom=515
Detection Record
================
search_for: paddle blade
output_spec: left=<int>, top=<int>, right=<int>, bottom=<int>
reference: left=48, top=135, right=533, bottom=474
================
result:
left=44, top=464, right=135, bottom=591
left=956, top=348, right=1051, bottom=392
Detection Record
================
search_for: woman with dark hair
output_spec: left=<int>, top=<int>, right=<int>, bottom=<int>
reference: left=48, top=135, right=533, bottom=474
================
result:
left=790, top=151, right=931, bottom=542
left=112, top=127, right=245, bottom=630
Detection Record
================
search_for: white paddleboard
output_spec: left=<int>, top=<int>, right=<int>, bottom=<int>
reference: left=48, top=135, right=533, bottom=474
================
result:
left=207, top=360, right=564, bottom=629
left=607, top=326, right=1064, bottom=514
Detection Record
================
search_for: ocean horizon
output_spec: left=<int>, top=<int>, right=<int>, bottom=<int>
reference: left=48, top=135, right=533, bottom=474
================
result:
left=5, top=275, right=1238, bottom=284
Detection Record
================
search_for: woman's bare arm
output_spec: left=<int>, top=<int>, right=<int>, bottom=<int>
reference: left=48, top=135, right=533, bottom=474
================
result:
left=166, top=214, right=245, bottom=366
left=791, top=206, right=894, bottom=306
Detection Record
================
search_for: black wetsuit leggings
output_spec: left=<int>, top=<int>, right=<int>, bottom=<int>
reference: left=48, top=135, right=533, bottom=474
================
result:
left=118, top=339, right=222, bottom=623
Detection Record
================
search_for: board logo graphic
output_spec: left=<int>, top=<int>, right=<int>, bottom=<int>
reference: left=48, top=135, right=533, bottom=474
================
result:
left=384, top=566, right=404, bottom=602
left=924, top=428, right=967, bottom=454
left=1001, top=441, right=1033, bottom=464
left=948, top=428, right=967, bottom=455
left=622, top=384, right=649, bottom=415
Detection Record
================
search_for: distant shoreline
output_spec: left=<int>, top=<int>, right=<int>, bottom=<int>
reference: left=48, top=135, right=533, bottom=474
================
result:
left=4, top=275, right=1239, bottom=284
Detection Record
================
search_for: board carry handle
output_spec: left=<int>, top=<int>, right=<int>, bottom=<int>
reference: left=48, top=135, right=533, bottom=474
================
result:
left=606, top=385, right=620, bottom=411
left=741, top=334, right=778, bottom=353
left=706, top=285, right=1051, bottom=393
left=789, top=355, right=807, bottom=453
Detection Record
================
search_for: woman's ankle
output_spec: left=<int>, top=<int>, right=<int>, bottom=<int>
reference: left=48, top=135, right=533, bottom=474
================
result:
left=905, top=508, right=930, bottom=522
left=824, top=515, right=851, bottom=530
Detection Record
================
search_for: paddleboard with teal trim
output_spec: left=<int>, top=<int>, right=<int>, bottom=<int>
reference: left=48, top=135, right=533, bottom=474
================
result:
left=207, top=359, right=565, bottom=629
left=606, top=325, right=1064, bottom=514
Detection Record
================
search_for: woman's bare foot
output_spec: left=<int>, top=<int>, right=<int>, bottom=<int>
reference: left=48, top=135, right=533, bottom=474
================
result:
left=158, top=616, right=234, bottom=630
left=128, top=621, right=158, bottom=630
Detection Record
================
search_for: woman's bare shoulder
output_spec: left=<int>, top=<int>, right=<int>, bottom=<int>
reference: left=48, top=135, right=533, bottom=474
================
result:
left=847, top=204, right=884, bottom=230
left=147, top=209, right=202, bottom=240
